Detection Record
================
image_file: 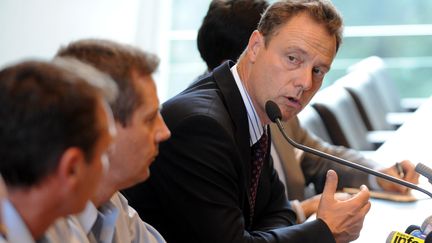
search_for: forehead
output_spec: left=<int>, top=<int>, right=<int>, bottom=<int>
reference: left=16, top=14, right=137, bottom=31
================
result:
left=270, top=12, right=337, bottom=59
left=131, top=72, right=158, bottom=112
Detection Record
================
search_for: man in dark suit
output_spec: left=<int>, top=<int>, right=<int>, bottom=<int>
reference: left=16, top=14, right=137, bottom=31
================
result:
left=124, top=1, right=370, bottom=242
left=194, top=0, right=419, bottom=223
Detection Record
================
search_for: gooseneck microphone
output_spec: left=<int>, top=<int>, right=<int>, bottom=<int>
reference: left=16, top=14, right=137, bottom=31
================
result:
left=265, top=100, right=432, bottom=198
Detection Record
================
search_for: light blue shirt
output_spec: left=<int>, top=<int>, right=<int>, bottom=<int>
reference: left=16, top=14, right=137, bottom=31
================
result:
left=3, top=199, right=35, bottom=243
left=230, top=64, right=266, bottom=146
left=68, top=192, right=166, bottom=243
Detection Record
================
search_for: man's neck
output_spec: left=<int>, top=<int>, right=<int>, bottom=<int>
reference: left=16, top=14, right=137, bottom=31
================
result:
left=236, top=58, right=269, bottom=124
left=9, top=189, right=62, bottom=240
left=92, top=176, right=119, bottom=208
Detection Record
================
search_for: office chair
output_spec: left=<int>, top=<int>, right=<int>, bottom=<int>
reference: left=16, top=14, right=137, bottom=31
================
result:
left=348, top=56, right=425, bottom=113
left=297, top=105, right=333, bottom=144
left=311, top=86, right=392, bottom=151
left=334, top=70, right=395, bottom=131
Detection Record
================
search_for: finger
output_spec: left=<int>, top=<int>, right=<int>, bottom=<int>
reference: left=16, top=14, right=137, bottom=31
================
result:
left=361, top=200, right=372, bottom=215
left=321, top=170, right=338, bottom=202
left=354, top=201, right=371, bottom=227
left=349, top=202, right=371, bottom=241
left=347, top=184, right=370, bottom=205
left=334, top=192, right=352, bottom=201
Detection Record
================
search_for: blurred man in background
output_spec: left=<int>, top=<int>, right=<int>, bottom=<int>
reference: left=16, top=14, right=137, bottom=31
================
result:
left=56, top=39, right=171, bottom=242
left=0, top=60, right=114, bottom=242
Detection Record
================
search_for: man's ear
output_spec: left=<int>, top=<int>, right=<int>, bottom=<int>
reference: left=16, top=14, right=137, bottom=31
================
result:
left=56, top=147, right=86, bottom=193
left=247, top=30, right=265, bottom=63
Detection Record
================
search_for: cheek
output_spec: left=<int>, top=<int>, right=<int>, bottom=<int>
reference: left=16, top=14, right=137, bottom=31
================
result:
left=91, top=159, right=104, bottom=184
left=303, top=85, right=320, bottom=101
left=129, top=132, right=154, bottom=160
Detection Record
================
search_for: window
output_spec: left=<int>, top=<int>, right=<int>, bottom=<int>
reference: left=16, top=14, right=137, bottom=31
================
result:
left=162, top=0, right=432, bottom=101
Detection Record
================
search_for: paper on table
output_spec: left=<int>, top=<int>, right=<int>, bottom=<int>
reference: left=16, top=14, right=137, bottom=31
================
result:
left=343, top=187, right=417, bottom=202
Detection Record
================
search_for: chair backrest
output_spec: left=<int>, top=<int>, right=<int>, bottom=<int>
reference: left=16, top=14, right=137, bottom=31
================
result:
left=334, top=70, right=394, bottom=131
left=311, top=86, right=375, bottom=151
left=347, top=56, right=404, bottom=113
left=297, top=105, right=333, bottom=143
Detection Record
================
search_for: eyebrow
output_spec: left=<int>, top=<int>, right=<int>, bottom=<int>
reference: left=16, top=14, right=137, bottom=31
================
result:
left=287, top=47, right=332, bottom=71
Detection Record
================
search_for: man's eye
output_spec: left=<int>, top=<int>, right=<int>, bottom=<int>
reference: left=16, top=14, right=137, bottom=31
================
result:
left=313, top=67, right=325, bottom=77
left=288, top=55, right=297, bottom=62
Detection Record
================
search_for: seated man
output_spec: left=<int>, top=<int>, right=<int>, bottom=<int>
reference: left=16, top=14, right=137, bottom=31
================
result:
left=124, top=1, right=371, bottom=242
left=0, top=60, right=115, bottom=242
left=195, top=0, right=418, bottom=223
left=55, top=39, right=171, bottom=242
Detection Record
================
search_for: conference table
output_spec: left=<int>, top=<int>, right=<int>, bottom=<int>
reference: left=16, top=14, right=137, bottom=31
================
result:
left=353, top=97, right=432, bottom=242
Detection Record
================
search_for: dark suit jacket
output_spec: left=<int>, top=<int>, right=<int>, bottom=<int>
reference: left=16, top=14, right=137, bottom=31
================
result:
left=271, top=119, right=376, bottom=201
left=123, top=61, right=335, bottom=243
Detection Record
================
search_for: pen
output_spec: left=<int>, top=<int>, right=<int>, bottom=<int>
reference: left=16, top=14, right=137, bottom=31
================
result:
left=395, top=162, right=405, bottom=178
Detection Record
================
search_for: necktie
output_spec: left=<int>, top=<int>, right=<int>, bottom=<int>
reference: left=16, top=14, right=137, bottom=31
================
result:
left=249, top=131, right=269, bottom=225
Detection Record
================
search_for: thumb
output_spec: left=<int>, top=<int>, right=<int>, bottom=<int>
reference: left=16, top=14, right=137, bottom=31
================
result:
left=321, top=170, right=338, bottom=202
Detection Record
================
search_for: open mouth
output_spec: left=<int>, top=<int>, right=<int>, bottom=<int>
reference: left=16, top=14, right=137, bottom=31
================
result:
left=286, top=96, right=301, bottom=109
left=288, top=97, right=298, bottom=103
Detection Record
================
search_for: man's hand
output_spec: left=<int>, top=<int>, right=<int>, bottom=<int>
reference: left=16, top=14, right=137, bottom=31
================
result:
left=317, top=170, right=371, bottom=243
left=301, top=192, right=352, bottom=219
left=377, top=160, right=419, bottom=193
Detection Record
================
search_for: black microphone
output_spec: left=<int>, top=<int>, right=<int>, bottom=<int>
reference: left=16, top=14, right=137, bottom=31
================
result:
left=406, top=225, right=426, bottom=239
left=265, top=100, right=432, bottom=198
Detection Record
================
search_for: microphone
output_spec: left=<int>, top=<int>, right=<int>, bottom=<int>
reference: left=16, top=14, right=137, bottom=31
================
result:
left=422, top=216, right=432, bottom=236
left=386, top=231, right=425, bottom=243
left=406, top=225, right=426, bottom=239
left=415, top=163, right=432, bottom=184
left=265, top=100, right=432, bottom=198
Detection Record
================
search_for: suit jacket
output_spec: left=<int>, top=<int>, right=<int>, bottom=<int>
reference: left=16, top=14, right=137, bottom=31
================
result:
left=123, top=61, right=335, bottom=243
left=271, top=118, right=376, bottom=201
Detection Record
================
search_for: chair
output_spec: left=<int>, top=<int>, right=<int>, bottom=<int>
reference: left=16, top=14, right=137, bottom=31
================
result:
left=334, top=70, right=395, bottom=131
left=347, top=56, right=426, bottom=113
left=297, top=105, right=332, bottom=143
left=311, top=86, right=392, bottom=151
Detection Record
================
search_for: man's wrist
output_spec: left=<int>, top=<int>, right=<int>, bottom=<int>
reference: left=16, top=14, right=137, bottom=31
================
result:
left=290, top=199, right=306, bottom=223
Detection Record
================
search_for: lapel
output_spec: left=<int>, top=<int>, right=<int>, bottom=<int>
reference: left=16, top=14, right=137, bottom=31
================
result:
left=212, top=61, right=252, bottom=188
left=270, top=121, right=306, bottom=200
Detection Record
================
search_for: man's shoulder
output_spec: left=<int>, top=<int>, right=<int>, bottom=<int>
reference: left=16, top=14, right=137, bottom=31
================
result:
left=163, top=61, right=234, bottom=117
left=162, top=82, right=229, bottom=125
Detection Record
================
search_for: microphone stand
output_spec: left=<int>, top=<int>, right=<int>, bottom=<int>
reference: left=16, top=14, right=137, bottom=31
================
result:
left=274, top=117, right=432, bottom=199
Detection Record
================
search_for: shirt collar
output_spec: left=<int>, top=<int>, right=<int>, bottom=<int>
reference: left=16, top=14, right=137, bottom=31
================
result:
left=76, top=201, right=98, bottom=235
left=76, top=196, right=119, bottom=235
left=230, top=64, right=265, bottom=146
left=3, top=199, right=35, bottom=243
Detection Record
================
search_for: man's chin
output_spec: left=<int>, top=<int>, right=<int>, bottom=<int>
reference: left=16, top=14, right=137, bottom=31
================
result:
left=139, top=169, right=151, bottom=183
left=281, top=111, right=298, bottom=122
